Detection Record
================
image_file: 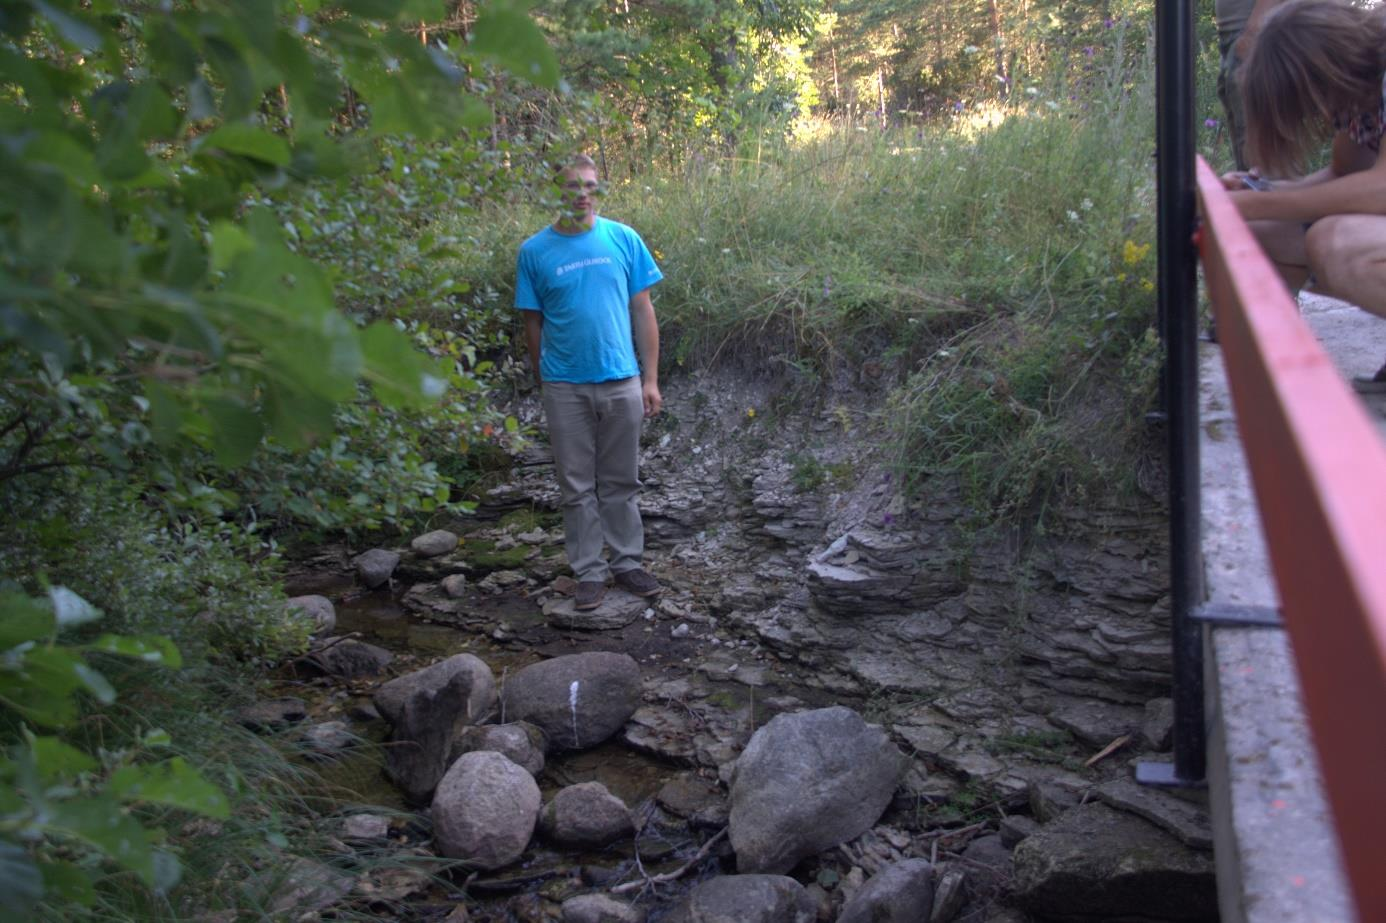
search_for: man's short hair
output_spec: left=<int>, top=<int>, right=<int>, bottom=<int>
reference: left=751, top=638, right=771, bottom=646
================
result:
left=555, top=153, right=597, bottom=177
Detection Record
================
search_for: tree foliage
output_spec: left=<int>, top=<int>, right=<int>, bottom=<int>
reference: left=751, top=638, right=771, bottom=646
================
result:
left=808, top=0, right=1159, bottom=120
left=0, top=0, right=559, bottom=912
left=0, top=0, right=556, bottom=478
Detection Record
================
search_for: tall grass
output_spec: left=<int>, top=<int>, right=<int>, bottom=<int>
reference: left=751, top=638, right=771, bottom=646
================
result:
left=452, top=30, right=1165, bottom=526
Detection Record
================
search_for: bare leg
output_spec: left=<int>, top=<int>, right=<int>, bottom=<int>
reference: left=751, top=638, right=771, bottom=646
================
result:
left=1305, top=214, right=1386, bottom=319
left=1247, top=218, right=1311, bottom=292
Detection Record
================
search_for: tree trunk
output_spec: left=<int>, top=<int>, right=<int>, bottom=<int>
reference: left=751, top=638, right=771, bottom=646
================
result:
left=989, top=0, right=1008, bottom=99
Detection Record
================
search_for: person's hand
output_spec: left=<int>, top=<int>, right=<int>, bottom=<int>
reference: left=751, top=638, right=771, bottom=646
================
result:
left=1219, top=169, right=1262, bottom=191
left=641, top=380, right=662, bottom=418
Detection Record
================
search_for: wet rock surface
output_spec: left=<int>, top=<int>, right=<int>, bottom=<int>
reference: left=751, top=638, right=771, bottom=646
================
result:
left=249, top=370, right=1190, bottom=922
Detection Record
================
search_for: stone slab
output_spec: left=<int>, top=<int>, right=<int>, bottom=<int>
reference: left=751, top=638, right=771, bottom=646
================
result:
left=1199, top=294, right=1357, bottom=923
left=1095, top=776, right=1213, bottom=850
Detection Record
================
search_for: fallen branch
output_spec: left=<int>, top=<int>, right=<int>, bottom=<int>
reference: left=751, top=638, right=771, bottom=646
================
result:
left=610, top=827, right=728, bottom=895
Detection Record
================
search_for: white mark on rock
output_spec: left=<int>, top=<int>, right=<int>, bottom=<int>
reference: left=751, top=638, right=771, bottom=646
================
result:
left=569, top=680, right=581, bottom=749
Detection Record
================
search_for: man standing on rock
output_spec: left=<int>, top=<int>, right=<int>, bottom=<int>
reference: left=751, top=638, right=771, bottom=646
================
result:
left=515, top=154, right=664, bottom=611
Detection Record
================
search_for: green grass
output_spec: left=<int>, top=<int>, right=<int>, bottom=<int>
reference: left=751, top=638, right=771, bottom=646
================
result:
left=446, top=37, right=1169, bottom=528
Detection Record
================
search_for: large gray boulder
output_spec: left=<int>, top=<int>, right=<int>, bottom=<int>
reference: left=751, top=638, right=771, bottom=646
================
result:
left=431, top=752, right=540, bottom=870
left=500, top=652, right=641, bottom=751
left=285, top=595, right=336, bottom=633
left=354, top=548, right=401, bottom=588
left=383, top=668, right=472, bottom=803
left=375, top=654, right=497, bottom=729
left=1012, top=802, right=1217, bottom=921
left=411, top=529, right=460, bottom=558
left=836, top=858, right=935, bottom=923
left=729, top=706, right=906, bottom=874
left=451, top=723, right=546, bottom=776
left=539, top=782, right=635, bottom=848
left=666, top=875, right=816, bottom=923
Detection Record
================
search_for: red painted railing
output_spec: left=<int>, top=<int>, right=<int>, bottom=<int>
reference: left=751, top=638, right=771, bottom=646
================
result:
left=1195, top=155, right=1386, bottom=922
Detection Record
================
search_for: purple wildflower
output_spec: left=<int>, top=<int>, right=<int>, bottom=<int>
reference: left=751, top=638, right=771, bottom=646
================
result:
left=1204, top=117, right=1220, bottom=129
left=1083, top=46, right=1095, bottom=57
left=882, top=513, right=895, bottom=526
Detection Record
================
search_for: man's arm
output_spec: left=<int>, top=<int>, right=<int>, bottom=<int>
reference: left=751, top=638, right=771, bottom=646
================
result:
left=523, top=310, right=543, bottom=386
left=630, top=288, right=661, bottom=417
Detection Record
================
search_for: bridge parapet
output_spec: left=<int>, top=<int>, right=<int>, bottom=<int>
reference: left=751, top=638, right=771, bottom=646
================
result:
left=1195, top=156, right=1386, bottom=923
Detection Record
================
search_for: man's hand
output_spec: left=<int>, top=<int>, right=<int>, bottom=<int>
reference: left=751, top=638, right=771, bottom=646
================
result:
left=629, top=288, right=660, bottom=417
left=642, top=380, right=662, bottom=417
left=523, top=310, right=544, bottom=388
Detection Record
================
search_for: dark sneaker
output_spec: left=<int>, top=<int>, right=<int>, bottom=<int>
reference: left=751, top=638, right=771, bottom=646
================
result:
left=614, top=568, right=661, bottom=598
left=574, top=581, right=607, bottom=610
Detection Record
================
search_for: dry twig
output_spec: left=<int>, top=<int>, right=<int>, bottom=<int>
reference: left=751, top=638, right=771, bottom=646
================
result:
left=610, top=827, right=728, bottom=895
left=1084, top=733, right=1133, bottom=767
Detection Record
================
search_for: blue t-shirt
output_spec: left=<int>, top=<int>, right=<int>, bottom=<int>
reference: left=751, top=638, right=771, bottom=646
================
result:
left=514, top=216, right=663, bottom=384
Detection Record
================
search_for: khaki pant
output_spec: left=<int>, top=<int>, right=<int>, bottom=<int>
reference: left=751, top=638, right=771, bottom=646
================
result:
left=542, top=377, right=645, bottom=583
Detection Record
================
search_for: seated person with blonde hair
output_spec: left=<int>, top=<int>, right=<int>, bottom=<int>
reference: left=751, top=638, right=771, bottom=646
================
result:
left=1221, top=0, right=1386, bottom=387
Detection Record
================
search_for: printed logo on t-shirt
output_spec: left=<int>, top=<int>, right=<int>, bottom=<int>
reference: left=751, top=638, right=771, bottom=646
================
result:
left=555, top=256, right=614, bottom=277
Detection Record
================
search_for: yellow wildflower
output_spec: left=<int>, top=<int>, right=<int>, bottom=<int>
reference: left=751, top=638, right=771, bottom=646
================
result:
left=1122, top=240, right=1151, bottom=266
left=1141, top=279, right=1155, bottom=292
left=746, top=408, right=756, bottom=418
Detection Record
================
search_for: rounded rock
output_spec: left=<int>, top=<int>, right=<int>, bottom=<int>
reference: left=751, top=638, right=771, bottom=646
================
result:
left=729, top=706, right=906, bottom=874
left=540, top=782, right=635, bottom=849
left=354, top=548, right=401, bottom=589
left=836, top=858, right=935, bottom=923
left=431, top=751, right=541, bottom=869
left=500, top=652, right=641, bottom=751
left=412, top=529, right=460, bottom=558
left=452, top=723, right=546, bottom=776
left=375, top=653, right=497, bottom=729
left=561, top=893, right=646, bottom=923
left=667, top=874, right=815, bottom=923
left=286, top=595, right=336, bottom=633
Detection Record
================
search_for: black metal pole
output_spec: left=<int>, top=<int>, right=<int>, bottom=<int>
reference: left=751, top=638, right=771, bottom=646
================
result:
left=1141, top=0, right=1205, bottom=787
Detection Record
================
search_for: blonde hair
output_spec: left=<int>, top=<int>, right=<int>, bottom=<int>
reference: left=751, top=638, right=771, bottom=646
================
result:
left=554, top=153, right=597, bottom=178
left=1241, top=0, right=1386, bottom=175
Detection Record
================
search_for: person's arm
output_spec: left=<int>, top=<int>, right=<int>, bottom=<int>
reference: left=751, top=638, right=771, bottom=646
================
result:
left=1229, top=132, right=1385, bottom=222
left=629, top=288, right=661, bottom=417
left=523, top=310, right=543, bottom=386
